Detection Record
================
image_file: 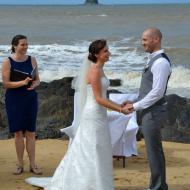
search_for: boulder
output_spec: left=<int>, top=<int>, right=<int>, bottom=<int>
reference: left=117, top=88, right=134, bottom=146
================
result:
left=109, top=79, right=122, bottom=87
left=162, top=94, right=190, bottom=142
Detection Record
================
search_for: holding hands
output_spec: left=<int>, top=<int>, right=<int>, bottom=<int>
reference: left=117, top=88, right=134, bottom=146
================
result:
left=120, top=100, right=134, bottom=115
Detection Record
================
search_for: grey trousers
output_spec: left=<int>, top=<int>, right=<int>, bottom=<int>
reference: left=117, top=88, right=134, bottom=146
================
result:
left=141, top=106, right=168, bottom=190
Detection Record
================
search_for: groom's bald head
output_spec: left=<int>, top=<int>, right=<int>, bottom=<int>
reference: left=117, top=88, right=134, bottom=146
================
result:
left=143, top=27, right=162, bottom=41
left=141, top=27, right=162, bottom=53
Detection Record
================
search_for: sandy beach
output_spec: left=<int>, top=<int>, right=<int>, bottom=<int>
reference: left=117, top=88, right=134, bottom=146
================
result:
left=0, top=139, right=189, bottom=190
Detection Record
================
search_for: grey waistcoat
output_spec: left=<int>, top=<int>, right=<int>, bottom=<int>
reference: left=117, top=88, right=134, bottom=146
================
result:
left=138, top=53, right=171, bottom=110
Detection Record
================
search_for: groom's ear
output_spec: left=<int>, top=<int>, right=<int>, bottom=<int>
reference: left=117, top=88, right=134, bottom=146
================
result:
left=153, top=36, right=159, bottom=44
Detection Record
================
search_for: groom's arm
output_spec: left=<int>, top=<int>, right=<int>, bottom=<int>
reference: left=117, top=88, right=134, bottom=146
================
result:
left=134, top=58, right=171, bottom=111
left=125, top=58, right=171, bottom=111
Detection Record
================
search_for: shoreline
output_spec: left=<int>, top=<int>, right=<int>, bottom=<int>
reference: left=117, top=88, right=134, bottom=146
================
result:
left=0, top=139, right=190, bottom=190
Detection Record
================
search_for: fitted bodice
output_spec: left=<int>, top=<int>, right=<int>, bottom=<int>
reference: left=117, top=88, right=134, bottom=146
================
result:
left=86, top=76, right=109, bottom=99
left=83, top=76, right=110, bottom=118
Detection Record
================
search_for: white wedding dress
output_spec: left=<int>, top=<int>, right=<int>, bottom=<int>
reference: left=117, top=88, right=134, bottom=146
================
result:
left=25, top=76, right=114, bottom=190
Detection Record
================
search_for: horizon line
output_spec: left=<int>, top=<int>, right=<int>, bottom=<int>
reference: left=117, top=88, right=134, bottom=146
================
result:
left=0, top=2, right=190, bottom=5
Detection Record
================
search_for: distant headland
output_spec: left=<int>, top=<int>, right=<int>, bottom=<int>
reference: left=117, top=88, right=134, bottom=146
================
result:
left=85, top=0, right=98, bottom=4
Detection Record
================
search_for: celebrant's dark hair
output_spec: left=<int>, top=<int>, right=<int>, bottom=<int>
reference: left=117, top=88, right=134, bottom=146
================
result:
left=11, top=34, right=27, bottom=53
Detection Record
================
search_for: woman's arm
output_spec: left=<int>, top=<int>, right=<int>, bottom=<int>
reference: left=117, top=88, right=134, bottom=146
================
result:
left=2, top=58, right=31, bottom=89
left=89, top=67, right=128, bottom=114
left=27, top=56, right=40, bottom=90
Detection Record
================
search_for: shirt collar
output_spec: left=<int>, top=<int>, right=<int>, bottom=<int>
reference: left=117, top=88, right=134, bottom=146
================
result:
left=148, top=49, right=164, bottom=60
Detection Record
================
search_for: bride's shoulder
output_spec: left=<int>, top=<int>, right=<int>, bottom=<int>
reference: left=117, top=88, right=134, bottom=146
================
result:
left=89, top=65, right=102, bottom=75
left=87, top=65, right=102, bottom=83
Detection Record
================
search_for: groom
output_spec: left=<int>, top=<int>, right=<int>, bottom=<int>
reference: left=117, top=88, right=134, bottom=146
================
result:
left=124, top=28, right=171, bottom=190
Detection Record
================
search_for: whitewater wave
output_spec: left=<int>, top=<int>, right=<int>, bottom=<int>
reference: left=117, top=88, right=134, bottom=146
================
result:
left=0, top=42, right=189, bottom=98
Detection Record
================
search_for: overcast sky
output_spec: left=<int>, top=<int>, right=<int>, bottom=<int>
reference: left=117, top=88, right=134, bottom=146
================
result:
left=0, top=0, right=190, bottom=5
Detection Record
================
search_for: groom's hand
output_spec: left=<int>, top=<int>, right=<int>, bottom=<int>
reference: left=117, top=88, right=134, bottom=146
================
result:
left=123, top=103, right=134, bottom=112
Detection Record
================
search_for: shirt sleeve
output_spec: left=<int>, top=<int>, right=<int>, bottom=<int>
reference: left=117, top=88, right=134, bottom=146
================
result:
left=133, top=58, right=171, bottom=110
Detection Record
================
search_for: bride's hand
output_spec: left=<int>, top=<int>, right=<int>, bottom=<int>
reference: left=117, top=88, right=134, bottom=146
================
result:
left=121, top=108, right=132, bottom=115
left=123, top=103, right=134, bottom=112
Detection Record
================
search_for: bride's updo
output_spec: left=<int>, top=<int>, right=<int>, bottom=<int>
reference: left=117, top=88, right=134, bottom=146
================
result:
left=88, top=39, right=107, bottom=63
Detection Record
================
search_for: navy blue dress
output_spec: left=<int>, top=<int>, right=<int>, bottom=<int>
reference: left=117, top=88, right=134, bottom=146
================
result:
left=5, top=56, right=38, bottom=133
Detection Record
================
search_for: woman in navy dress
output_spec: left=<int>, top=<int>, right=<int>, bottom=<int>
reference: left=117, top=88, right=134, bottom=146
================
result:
left=2, top=34, right=42, bottom=175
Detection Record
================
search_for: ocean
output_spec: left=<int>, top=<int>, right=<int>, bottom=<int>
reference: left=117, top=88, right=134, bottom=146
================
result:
left=0, top=4, right=190, bottom=97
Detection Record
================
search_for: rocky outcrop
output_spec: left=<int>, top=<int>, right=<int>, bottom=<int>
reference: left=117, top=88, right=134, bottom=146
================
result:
left=0, top=78, right=190, bottom=143
left=162, top=94, right=190, bottom=142
left=34, top=77, right=75, bottom=139
left=0, top=77, right=121, bottom=139
left=0, top=77, right=75, bottom=139
left=109, top=79, right=122, bottom=87
left=133, top=94, right=190, bottom=143
left=85, top=0, right=98, bottom=4
left=0, top=83, right=8, bottom=134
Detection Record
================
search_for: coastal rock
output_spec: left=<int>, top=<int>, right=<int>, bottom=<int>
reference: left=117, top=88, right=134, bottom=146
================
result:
left=85, top=0, right=98, bottom=4
left=162, top=94, right=190, bottom=142
left=35, top=77, right=75, bottom=139
left=0, top=103, right=4, bottom=121
left=0, top=78, right=190, bottom=143
left=109, top=79, right=122, bottom=87
left=0, top=77, right=120, bottom=139
left=0, top=77, right=75, bottom=139
left=0, top=83, right=7, bottom=131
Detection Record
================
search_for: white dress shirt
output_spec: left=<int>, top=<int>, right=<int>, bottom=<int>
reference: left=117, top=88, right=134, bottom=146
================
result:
left=133, top=49, right=172, bottom=111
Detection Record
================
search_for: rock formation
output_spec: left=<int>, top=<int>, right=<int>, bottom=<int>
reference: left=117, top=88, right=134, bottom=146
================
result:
left=0, top=78, right=190, bottom=143
left=85, top=0, right=98, bottom=4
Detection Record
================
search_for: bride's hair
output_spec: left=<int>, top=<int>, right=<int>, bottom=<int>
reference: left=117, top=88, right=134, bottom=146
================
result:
left=88, top=39, right=107, bottom=63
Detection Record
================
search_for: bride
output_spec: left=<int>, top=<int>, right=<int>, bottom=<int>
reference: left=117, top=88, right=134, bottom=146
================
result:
left=25, top=39, right=129, bottom=190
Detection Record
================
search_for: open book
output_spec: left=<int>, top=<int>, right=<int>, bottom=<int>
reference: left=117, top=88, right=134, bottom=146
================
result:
left=10, top=67, right=36, bottom=81
left=10, top=67, right=37, bottom=87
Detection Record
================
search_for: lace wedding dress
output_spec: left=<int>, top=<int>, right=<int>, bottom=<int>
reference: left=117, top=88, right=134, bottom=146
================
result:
left=25, top=76, right=114, bottom=190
